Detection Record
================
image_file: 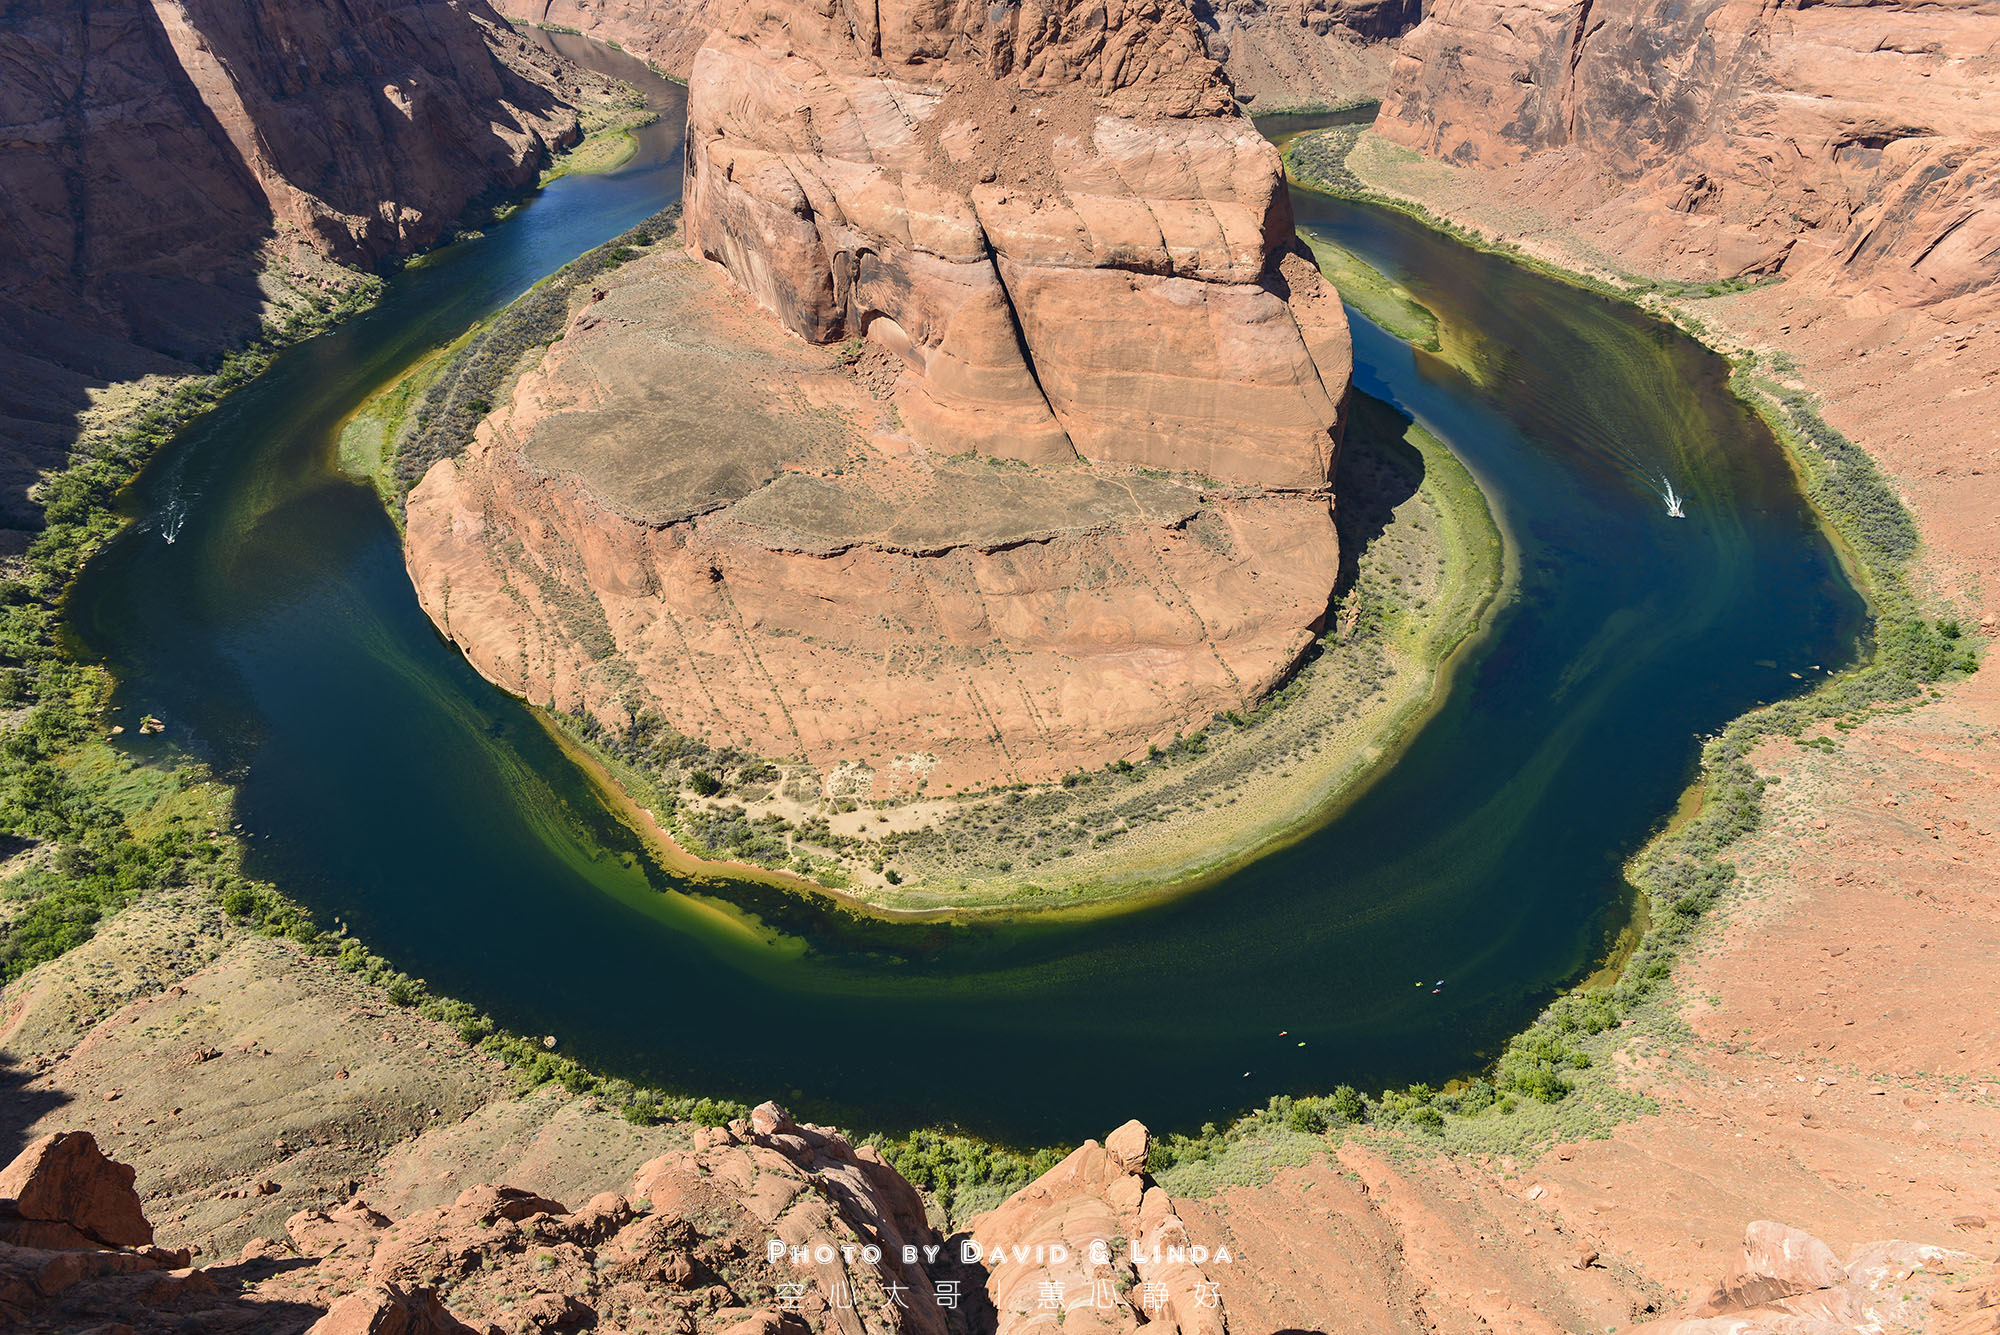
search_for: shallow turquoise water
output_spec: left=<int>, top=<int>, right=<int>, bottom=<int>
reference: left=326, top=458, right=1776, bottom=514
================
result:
left=66, top=66, right=1865, bottom=1145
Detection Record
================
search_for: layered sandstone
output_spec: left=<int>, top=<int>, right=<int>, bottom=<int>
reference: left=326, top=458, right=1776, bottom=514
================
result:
left=407, top=0, right=1358, bottom=792
left=1196, top=0, right=1419, bottom=109
left=495, top=0, right=1419, bottom=108
left=406, top=238, right=1344, bottom=791
left=680, top=0, right=1351, bottom=480
left=0, top=0, right=587, bottom=527
left=495, top=0, right=726, bottom=75
left=1376, top=0, right=2000, bottom=301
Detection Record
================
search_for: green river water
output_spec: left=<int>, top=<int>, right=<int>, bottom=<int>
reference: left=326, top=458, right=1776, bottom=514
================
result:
left=66, top=44, right=1866, bottom=1144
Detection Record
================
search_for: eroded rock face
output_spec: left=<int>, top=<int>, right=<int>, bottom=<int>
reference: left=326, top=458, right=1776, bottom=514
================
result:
left=497, top=0, right=1419, bottom=113
left=495, top=0, right=728, bottom=76
left=1376, top=0, right=2000, bottom=299
left=0, top=0, right=583, bottom=525
left=1197, top=0, right=1420, bottom=109
left=967, top=1120, right=1228, bottom=1334
left=279, top=1102, right=944, bottom=1334
left=0, top=1131, right=153, bottom=1251
left=410, top=0, right=1355, bottom=793
left=681, top=0, right=1350, bottom=484
left=405, top=237, right=1344, bottom=791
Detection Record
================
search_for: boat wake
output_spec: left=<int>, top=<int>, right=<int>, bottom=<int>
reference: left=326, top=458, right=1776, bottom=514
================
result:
left=1660, top=475, right=1687, bottom=518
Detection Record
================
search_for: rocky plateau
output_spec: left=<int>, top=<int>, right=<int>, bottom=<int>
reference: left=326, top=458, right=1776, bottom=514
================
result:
left=409, top=0, right=1358, bottom=792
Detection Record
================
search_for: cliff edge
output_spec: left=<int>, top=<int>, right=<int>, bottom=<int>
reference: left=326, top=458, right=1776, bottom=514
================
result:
left=0, top=0, right=592, bottom=530
left=408, top=0, right=1356, bottom=798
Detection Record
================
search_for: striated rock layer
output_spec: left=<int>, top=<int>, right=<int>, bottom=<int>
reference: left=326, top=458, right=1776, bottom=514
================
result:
left=495, top=0, right=728, bottom=75
left=1375, top=0, right=2000, bottom=303
left=412, top=0, right=1354, bottom=793
left=681, top=0, right=1352, bottom=482
left=0, top=0, right=585, bottom=525
left=495, top=0, right=1418, bottom=109
left=1196, top=0, right=1420, bottom=109
left=406, top=240, right=1344, bottom=792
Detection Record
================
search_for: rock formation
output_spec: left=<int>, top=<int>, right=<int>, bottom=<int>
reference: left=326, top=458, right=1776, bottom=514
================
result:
left=407, top=224, right=1346, bottom=791
left=0, top=0, right=589, bottom=529
left=0, top=1131, right=208, bottom=1331
left=409, top=0, right=1353, bottom=792
left=1376, top=0, right=2000, bottom=302
left=496, top=0, right=728, bottom=76
left=966, top=1120, right=1229, bottom=1334
left=277, top=1102, right=952, bottom=1334
left=681, top=0, right=1350, bottom=478
left=1195, top=0, right=1420, bottom=109
left=494, top=0, right=1421, bottom=110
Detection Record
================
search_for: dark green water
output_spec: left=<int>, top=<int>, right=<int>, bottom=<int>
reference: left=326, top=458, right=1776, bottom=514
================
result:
left=67, top=68, right=1865, bottom=1145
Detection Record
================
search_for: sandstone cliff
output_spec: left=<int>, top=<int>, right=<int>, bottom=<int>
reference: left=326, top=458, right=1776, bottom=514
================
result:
left=496, top=0, right=726, bottom=75
left=1376, top=0, right=2000, bottom=303
left=406, top=234, right=1344, bottom=793
left=681, top=0, right=1351, bottom=480
left=408, top=0, right=1355, bottom=794
left=494, top=0, right=1421, bottom=110
left=0, top=0, right=586, bottom=527
left=1195, top=0, right=1419, bottom=109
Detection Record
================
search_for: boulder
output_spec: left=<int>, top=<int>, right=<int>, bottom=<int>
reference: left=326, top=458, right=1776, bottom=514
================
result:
left=1694, top=1220, right=1846, bottom=1316
left=306, top=1282, right=480, bottom=1335
left=0, top=1132, right=152, bottom=1249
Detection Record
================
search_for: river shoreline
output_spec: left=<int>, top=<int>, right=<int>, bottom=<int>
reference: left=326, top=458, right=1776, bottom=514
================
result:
left=15, top=64, right=1912, bottom=1151
left=501, top=391, right=1510, bottom=923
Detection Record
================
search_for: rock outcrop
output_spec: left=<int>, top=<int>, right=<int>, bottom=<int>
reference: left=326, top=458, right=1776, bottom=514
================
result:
left=0, top=1131, right=154, bottom=1251
left=495, top=0, right=727, bottom=76
left=682, top=0, right=1351, bottom=480
left=0, top=1131, right=209, bottom=1331
left=967, top=1120, right=1229, bottom=1333
left=1629, top=1220, right=1994, bottom=1335
left=407, top=229, right=1345, bottom=791
left=408, top=0, right=1355, bottom=792
left=1376, top=0, right=2000, bottom=302
left=0, top=0, right=587, bottom=528
left=1196, top=0, right=1420, bottom=109
left=496, top=0, right=1418, bottom=108
left=274, top=1101, right=948, bottom=1334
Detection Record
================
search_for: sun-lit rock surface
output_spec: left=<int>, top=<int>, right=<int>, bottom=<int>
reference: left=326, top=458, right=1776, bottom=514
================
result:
left=1376, top=0, right=2000, bottom=301
left=405, top=234, right=1345, bottom=790
left=681, top=0, right=1351, bottom=482
left=0, top=0, right=591, bottom=527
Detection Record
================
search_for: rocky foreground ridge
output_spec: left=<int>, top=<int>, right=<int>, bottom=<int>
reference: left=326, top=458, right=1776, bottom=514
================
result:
left=0, top=0, right=593, bottom=528
left=0, top=1111, right=1245, bottom=1333
left=409, top=0, right=1357, bottom=793
left=5, top=1111, right=1994, bottom=1333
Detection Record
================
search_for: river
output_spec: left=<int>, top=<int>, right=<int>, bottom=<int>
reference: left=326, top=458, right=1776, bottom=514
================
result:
left=66, top=42, right=1865, bottom=1145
